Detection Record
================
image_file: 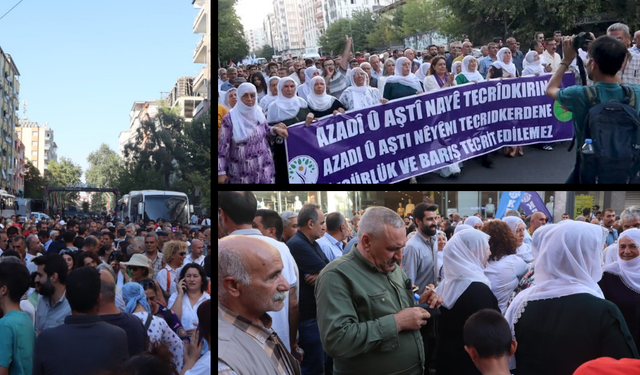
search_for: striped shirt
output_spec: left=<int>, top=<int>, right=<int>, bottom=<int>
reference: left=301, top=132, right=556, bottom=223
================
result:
left=620, top=50, right=640, bottom=85
left=327, top=67, right=348, bottom=98
left=218, top=303, right=298, bottom=375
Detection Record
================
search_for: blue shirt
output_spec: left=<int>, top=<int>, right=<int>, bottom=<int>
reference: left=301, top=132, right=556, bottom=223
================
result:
left=316, top=232, right=343, bottom=262
left=557, top=82, right=640, bottom=154
left=35, top=292, right=72, bottom=333
left=479, top=56, right=497, bottom=78
left=220, top=81, right=234, bottom=91
left=511, top=50, right=525, bottom=75
left=603, top=226, right=619, bottom=246
left=0, top=310, right=36, bottom=375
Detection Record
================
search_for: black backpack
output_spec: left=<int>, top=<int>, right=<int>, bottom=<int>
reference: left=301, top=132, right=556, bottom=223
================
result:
left=577, top=84, right=640, bottom=183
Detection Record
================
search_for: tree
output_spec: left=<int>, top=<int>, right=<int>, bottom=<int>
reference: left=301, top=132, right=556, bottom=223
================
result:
left=23, top=160, right=45, bottom=199
left=44, top=157, right=83, bottom=208
left=256, top=44, right=275, bottom=59
left=366, top=7, right=404, bottom=49
left=218, top=0, right=250, bottom=63
left=86, top=144, right=121, bottom=211
left=123, top=104, right=190, bottom=191
left=319, top=9, right=379, bottom=55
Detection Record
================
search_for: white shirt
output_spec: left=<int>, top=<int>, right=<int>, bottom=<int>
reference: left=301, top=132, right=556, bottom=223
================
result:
left=201, top=218, right=211, bottom=226
left=484, top=255, right=528, bottom=314
left=20, top=299, right=35, bottom=325
left=228, top=228, right=298, bottom=352
left=187, top=351, right=211, bottom=375
left=157, top=264, right=182, bottom=296
left=168, top=291, right=211, bottom=331
left=183, top=254, right=205, bottom=267
left=133, top=311, right=184, bottom=370
left=542, top=50, right=562, bottom=72
left=316, top=232, right=343, bottom=262
left=190, top=214, right=199, bottom=225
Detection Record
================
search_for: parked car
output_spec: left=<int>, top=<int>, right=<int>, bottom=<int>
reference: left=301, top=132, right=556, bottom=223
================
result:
left=30, top=212, right=50, bottom=221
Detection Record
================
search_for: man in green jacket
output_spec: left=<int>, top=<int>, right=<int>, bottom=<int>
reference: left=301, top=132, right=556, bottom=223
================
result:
left=315, top=206, right=443, bottom=375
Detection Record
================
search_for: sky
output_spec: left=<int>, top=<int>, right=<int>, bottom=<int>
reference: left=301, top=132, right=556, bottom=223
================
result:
left=0, top=0, right=203, bottom=181
left=236, top=0, right=273, bottom=30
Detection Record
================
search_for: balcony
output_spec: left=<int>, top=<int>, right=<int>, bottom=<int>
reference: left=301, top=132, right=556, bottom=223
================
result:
left=315, top=11, right=323, bottom=19
left=315, top=0, right=322, bottom=7
left=192, top=67, right=208, bottom=96
left=193, top=35, right=207, bottom=64
left=193, top=5, right=207, bottom=34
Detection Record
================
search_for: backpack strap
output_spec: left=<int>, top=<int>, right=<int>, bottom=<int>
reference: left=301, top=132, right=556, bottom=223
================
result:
left=144, top=312, right=153, bottom=331
left=621, top=84, right=636, bottom=107
left=166, top=270, right=171, bottom=294
left=584, top=86, right=600, bottom=107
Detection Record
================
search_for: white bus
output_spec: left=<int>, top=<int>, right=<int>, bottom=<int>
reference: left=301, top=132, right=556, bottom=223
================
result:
left=0, top=190, right=17, bottom=218
left=117, top=190, right=191, bottom=225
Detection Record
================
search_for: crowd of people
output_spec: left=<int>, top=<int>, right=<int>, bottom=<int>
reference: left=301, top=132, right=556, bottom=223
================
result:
left=0, top=213, right=212, bottom=375
left=218, top=22, right=640, bottom=184
left=218, top=191, right=640, bottom=374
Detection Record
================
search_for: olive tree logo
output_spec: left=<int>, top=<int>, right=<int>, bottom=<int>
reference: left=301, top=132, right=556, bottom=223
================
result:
left=288, top=156, right=319, bottom=184
left=553, top=100, right=572, bottom=122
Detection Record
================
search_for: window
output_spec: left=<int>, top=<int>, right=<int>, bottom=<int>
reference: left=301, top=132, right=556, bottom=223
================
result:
left=32, top=161, right=37, bottom=167
left=32, top=141, right=37, bottom=146
left=32, top=131, right=37, bottom=137
left=31, top=151, right=37, bottom=155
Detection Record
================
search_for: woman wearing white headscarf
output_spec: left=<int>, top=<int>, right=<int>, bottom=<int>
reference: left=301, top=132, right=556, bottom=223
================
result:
left=488, top=47, right=519, bottom=79
left=453, top=224, right=473, bottom=234
left=382, top=57, right=424, bottom=101
left=258, top=76, right=280, bottom=116
left=600, top=228, right=640, bottom=354
left=218, top=83, right=288, bottom=184
left=456, top=56, right=485, bottom=85
left=603, top=243, right=620, bottom=265
left=481, top=220, right=528, bottom=314
left=463, top=216, right=483, bottom=230
left=414, top=62, right=431, bottom=82
left=505, top=221, right=637, bottom=374
left=221, top=88, right=238, bottom=109
left=522, top=51, right=545, bottom=77
left=266, top=77, right=310, bottom=184
left=305, top=76, right=345, bottom=118
left=339, top=68, right=387, bottom=111
left=435, top=229, right=500, bottom=375
left=450, top=61, right=462, bottom=78
left=502, top=217, right=534, bottom=263
left=296, top=67, right=321, bottom=102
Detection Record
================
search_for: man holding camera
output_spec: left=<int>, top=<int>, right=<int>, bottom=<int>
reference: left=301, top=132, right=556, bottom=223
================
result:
left=546, top=30, right=640, bottom=183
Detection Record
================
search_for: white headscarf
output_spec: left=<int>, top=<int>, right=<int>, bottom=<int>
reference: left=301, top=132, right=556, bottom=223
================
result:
left=603, top=243, right=620, bottom=265
left=503, top=217, right=533, bottom=263
left=603, top=228, right=640, bottom=293
left=297, top=67, right=321, bottom=101
left=266, top=77, right=308, bottom=123
left=259, top=76, right=281, bottom=114
left=530, top=223, right=557, bottom=260
left=461, top=55, right=485, bottom=82
left=305, top=76, right=336, bottom=112
left=494, top=47, right=517, bottom=76
left=451, top=61, right=462, bottom=77
left=454, top=224, right=473, bottom=234
left=436, top=229, right=492, bottom=309
left=383, top=57, right=423, bottom=92
left=505, top=221, right=606, bottom=368
left=340, top=68, right=380, bottom=110
left=464, top=216, right=483, bottom=229
left=228, top=83, right=267, bottom=143
left=222, top=88, right=237, bottom=109
left=522, top=51, right=543, bottom=76
left=415, top=62, right=431, bottom=81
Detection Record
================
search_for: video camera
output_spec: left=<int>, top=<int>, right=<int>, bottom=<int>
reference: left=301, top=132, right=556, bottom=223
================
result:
left=573, top=32, right=595, bottom=52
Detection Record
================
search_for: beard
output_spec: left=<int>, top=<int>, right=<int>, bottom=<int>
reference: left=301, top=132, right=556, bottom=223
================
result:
left=37, top=279, right=55, bottom=298
left=421, top=222, right=437, bottom=237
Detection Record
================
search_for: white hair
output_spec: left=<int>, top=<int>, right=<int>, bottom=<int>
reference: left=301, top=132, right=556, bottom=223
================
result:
left=608, top=23, right=631, bottom=38
left=218, top=245, right=252, bottom=302
left=280, top=211, right=297, bottom=228
left=621, top=205, right=640, bottom=225
left=504, top=209, right=521, bottom=217
left=358, top=206, right=404, bottom=241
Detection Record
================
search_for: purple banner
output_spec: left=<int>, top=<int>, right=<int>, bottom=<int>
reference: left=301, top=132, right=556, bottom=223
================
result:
left=285, top=73, right=575, bottom=184
left=520, top=191, right=553, bottom=222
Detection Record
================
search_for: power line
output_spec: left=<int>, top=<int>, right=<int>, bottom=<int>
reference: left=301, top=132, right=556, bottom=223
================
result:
left=0, top=0, right=25, bottom=22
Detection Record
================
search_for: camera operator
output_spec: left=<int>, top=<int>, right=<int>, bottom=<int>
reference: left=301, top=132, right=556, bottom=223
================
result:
left=546, top=34, right=640, bottom=183
left=607, top=23, right=640, bottom=85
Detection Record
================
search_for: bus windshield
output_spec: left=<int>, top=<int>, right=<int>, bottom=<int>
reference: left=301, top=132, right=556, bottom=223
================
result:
left=144, top=195, right=189, bottom=225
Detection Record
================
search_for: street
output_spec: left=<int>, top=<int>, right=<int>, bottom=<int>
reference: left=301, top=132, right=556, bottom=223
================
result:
left=415, top=141, right=575, bottom=183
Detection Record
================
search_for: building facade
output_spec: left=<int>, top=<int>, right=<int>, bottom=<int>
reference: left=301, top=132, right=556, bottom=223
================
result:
left=273, top=0, right=305, bottom=57
left=192, top=0, right=210, bottom=120
left=245, top=27, right=266, bottom=53
left=166, top=77, right=203, bottom=123
left=300, top=0, right=325, bottom=51
left=0, top=51, right=20, bottom=193
left=119, top=100, right=161, bottom=160
left=15, top=121, right=57, bottom=179
left=323, top=0, right=393, bottom=29
left=13, top=137, right=23, bottom=196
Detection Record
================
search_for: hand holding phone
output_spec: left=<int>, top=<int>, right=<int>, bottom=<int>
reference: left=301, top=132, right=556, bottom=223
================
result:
left=178, top=279, right=187, bottom=295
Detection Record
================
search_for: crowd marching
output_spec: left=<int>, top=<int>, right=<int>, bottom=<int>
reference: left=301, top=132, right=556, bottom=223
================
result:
left=0, top=212, right=212, bottom=375
left=218, top=191, right=640, bottom=375
left=218, top=21, right=640, bottom=184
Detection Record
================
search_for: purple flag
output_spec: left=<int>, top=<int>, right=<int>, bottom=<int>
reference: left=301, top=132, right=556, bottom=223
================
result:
left=520, top=191, right=553, bottom=222
left=285, top=74, right=575, bottom=183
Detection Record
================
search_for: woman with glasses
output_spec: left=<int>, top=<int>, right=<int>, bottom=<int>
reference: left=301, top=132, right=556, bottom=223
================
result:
left=156, top=241, right=187, bottom=297
left=168, top=263, right=210, bottom=337
left=138, top=278, right=188, bottom=340
left=121, top=253, right=167, bottom=306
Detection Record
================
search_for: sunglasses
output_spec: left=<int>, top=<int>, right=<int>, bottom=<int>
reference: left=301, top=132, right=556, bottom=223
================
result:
left=179, top=252, right=186, bottom=256
left=127, top=266, right=141, bottom=271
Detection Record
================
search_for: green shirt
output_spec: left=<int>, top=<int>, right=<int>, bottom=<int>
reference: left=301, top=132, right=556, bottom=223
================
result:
left=455, top=74, right=469, bottom=85
left=315, top=246, right=424, bottom=375
left=0, top=310, right=36, bottom=375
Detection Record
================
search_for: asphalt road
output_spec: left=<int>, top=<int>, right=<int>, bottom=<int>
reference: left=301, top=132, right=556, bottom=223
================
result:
left=414, top=141, right=576, bottom=184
